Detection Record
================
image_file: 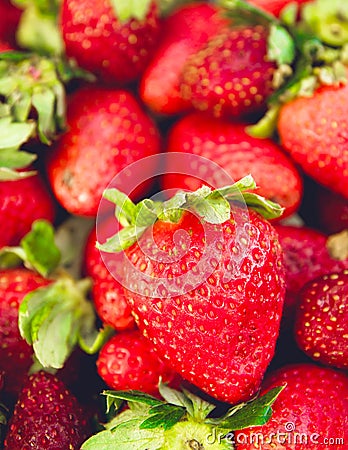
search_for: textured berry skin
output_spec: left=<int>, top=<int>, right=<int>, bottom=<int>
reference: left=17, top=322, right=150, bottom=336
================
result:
left=4, top=371, right=89, bottom=450
left=295, top=270, right=348, bottom=369
left=235, top=364, right=348, bottom=449
left=84, top=218, right=135, bottom=331
left=47, top=87, right=161, bottom=216
left=274, top=225, right=348, bottom=324
left=0, top=269, right=51, bottom=395
left=0, top=173, right=56, bottom=248
left=163, top=113, right=303, bottom=219
left=247, top=0, right=310, bottom=17
left=140, top=2, right=228, bottom=115
left=97, top=330, right=179, bottom=396
left=278, top=78, right=348, bottom=200
left=61, top=0, right=161, bottom=84
left=180, top=26, right=277, bottom=118
left=124, top=208, right=285, bottom=404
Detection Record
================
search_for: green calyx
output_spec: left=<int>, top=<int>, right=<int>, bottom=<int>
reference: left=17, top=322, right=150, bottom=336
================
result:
left=110, top=0, right=153, bottom=22
left=97, top=175, right=284, bottom=254
left=81, top=381, right=285, bottom=449
left=0, top=220, right=111, bottom=369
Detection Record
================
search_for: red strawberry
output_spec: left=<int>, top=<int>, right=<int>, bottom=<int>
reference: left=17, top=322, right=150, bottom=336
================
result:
left=295, top=270, right=348, bottom=369
left=0, top=40, right=12, bottom=52
left=235, top=363, right=348, bottom=449
left=247, top=0, right=310, bottom=17
left=97, top=329, right=179, bottom=396
left=317, top=187, right=348, bottom=234
left=180, top=25, right=278, bottom=118
left=278, top=74, right=348, bottom=200
left=84, top=217, right=135, bottom=331
left=47, top=87, right=161, bottom=216
left=99, top=182, right=285, bottom=404
left=274, top=225, right=348, bottom=324
left=139, top=2, right=228, bottom=115
left=4, top=371, right=89, bottom=450
left=61, top=0, right=161, bottom=84
left=0, top=269, right=51, bottom=395
left=0, top=0, right=21, bottom=45
left=0, top=173, right=56, bottom=248
left=163, top=112, right=303, bottom=219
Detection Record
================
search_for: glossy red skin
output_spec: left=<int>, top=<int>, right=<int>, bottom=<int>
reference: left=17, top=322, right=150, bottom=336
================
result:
left=275, top=225, right=348, bottom=324
left=295, top=270, right=348, bottom=369
left=278, top=79, right=348, bottom=200
left=0, top=0, right=21, bottom=45
left=4, top=371, right=89, bottom=450
left=317, top=187, right=348, bottom=234
left=139, top=2, right=228, bottom=115
left=235, top=364, right=348, bottom=449
left=163, top=113, right=303, bottom=219
left=180, top=26, right=277, bottom=118
left=123, top=208, right=285, bottom=404
left=97, top=330, right=179, bottom=396
left=247, top=0, right=310, bottom=17
left=61, top=0, right=161, bottom=84
left=0, top=173, right=56, bottom=248
left=0, top=269, right=51, bottom=395
left=84, top=217, right=135, bottom=331
left=47, top=87, right=161, bottom=216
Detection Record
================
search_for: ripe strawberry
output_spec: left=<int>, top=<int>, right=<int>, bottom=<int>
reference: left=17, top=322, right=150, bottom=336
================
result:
left=0, top=0, right=21, bottom=45
left=247, top=0, right=310, bottom=17
left=0, top=40, right=11, bottom=52
left=99, top=181, right=285, bottom=404
left=4, top=371, right=89, bottom=449
left=61, top=0, right=161, bottom=84
left=163, top=112, right=303, bottom=219
left=235, top=363, right=348, bottom=449
left=0, top=268, right=51, bottom=395
left=47, top=87, right=161, bottom=216
left=274, top=225, right=348, bottom=324
left=295, top=270, right=348, bottom=369
left=278, top=74, right=348, bottom=200
left=0, top=173, right=55, bottom=248
left=180, top=25, right=278, bottom=118
left=84, top=217, right=135, bottom=331
left=97, top=329, right=179, bottom=396
left=139, top=2, right=228, bottom=115
left=317, top=187, right=348, bottom=234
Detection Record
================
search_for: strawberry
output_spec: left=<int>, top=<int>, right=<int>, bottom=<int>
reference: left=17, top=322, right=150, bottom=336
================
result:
left=235, top=363, right=348, bottom=449
left=295, top=270, right=348, bottom=369
left=274, top=225, right=348, bottom=324
left=61, top=0, right=161, bottom=84
left=4, top=371, right=89, bottom=449
left=98, top=177, right=285, bottom=404
left=0, top=268, right=51, bottom=395
left=0, top=0, right=21, bottom=45
left=180, top=25, right=278, bottom=118
left=47, top=86, right=161, bottom=216
left=317, top=187, right=348, bottom=234
left=84, top=217, right=135, bottom=331
left=96, top=329, right=179, bottom=396
left=278, top=73, right=348, bottom=200
left=247, top=0, right=310, bottom=17
left=163, top=112, right=303, bottom=219
left=139, top=2, right=228, bottom=115
left=0, top=172, right=55, bottom=248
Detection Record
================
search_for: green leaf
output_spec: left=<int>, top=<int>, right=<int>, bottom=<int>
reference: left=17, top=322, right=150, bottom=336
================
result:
left=19, top=277, right=100, bottom=369
left=103, top=390, right=163, bottom=408
left=241, top=192, right=284, bottom=219
left=0, top=167, right=36, bottom=180
left=31, top=87, right=56, bottom=144
left=140, top=404, right=186, bottom=431
left=189, top=192, right=231, bottom=225
left=0, top=246, right=26, bottom=269
left=20, top=220, right=61, bottom=276
left=220, top=0, right=279, bottom=26
left=158, top=382, right=193, bottom=412
left=0, top=117, right=35, bottom=149
left=135, top=199, right=162, bottom=228
left=209, top=386, right=285, bottom=430
left=97, top=225, right=146, bottom=253
left=103, top=189, right=137, bottom=227
left=268, top=24, right=296, bottom=65
left=0, top=148, right=36, bottom=170
left=109, top=0, right=153, bottom=22
left=182, top=389, right=216, bottom=422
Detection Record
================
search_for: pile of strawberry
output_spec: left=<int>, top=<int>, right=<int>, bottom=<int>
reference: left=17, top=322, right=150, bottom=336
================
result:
left=0, top=0, right=348, bottom=448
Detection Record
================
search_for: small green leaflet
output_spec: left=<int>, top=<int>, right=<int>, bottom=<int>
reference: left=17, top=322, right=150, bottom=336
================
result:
left=110, top=0, right=152, bottom=22
left=0, top=167, right=36, bottom=181
left=0, top=117, right=35, bottom=150
left=0, top=148, right=37, bottom=169
left=140, top=404, right=186, bottom=431
left=208, top=386, right=286, bottom=431
left=268, top=24, right=296, bottom=65
left=0, top=220, right=61, bottom=277
left=104, top=390, right=163, bottom=413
